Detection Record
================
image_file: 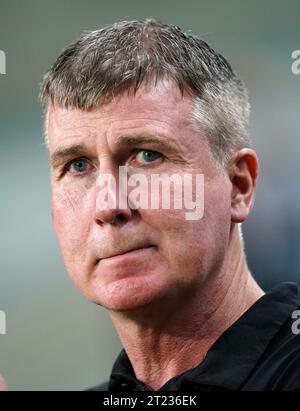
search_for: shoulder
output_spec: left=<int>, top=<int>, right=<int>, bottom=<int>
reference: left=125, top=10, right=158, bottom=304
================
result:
left=270, top=319, right=300, bottom=390
left=244, top=316, right=300, bottom=390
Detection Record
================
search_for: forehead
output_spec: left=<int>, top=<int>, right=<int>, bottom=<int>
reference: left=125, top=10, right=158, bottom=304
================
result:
left=46, top=79, right=206, bottom=155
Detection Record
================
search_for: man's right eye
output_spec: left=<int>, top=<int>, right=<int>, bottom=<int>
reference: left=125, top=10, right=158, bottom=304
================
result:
left=66, top=158, right=95, bottom=176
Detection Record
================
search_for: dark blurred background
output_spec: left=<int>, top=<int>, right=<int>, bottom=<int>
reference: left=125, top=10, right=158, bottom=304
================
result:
left=0, top=0, right=299, bottom=390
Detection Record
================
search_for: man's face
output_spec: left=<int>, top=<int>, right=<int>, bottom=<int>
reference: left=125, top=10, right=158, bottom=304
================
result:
left=47, top=80, right=232, bottom=312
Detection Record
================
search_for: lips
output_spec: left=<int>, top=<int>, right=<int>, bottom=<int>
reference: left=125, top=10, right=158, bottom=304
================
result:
left=97, top=245, right=154, bottom=263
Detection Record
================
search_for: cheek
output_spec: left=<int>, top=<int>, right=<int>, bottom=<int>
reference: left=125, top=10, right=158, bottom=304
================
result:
left=205, top=176, right=232, bottom=231
left=139, top=207, right=202, bottom=268
left=197, top=177, right=232, bottom=264
left=139, top=176, right=231, bottom=272
left=51, top=185, right=92, bottom=256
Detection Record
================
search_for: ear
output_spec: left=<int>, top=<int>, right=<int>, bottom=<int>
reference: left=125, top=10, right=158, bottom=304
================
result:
left=227, top=148, right=259, bottom=223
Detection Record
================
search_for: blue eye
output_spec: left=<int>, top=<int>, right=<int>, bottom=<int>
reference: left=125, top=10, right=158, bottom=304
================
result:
left=136, top=150, right=161, bottom=163
left=69, top=159, right=91, bottom=174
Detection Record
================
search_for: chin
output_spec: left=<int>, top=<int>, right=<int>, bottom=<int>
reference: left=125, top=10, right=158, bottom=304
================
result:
left=88, top=274, right=170, bottom=312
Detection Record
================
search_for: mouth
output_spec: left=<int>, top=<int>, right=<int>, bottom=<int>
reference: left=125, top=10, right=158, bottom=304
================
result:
left=97, top=245, right=155, bottom=264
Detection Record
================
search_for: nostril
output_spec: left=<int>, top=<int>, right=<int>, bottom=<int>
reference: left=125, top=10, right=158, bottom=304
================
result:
left=115, top=214, right=127, bottom=224
left=95, top=211, right=129, bottom=226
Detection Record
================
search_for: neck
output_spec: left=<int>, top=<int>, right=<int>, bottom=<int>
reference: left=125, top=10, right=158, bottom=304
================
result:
left=109, top=226, right=264, bottom=390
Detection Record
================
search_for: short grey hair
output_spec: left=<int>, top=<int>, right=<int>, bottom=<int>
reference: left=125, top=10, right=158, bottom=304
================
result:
left=40, top=18, right=251, bottom=165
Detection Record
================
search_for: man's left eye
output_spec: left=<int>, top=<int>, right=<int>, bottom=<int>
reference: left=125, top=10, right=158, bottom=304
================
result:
left=135, top=150, right=162, bottom=164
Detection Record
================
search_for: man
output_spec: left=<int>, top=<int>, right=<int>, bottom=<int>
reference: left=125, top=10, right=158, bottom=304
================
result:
left=39, top=19, right=300, bottom=391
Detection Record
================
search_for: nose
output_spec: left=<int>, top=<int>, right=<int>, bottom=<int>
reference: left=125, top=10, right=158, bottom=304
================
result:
left=95, top=204, right=133, bottom=225
left=94, top=163, right=133, bottom=225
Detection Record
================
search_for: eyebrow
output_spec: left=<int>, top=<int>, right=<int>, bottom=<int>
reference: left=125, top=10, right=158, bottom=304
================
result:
left=114, top=135, right=180, bottom=151
left=50, top=144, right=89, bottom=168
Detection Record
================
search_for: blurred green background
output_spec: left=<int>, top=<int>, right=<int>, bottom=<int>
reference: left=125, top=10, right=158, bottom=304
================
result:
left=0, top=0, right=299, bottom=390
